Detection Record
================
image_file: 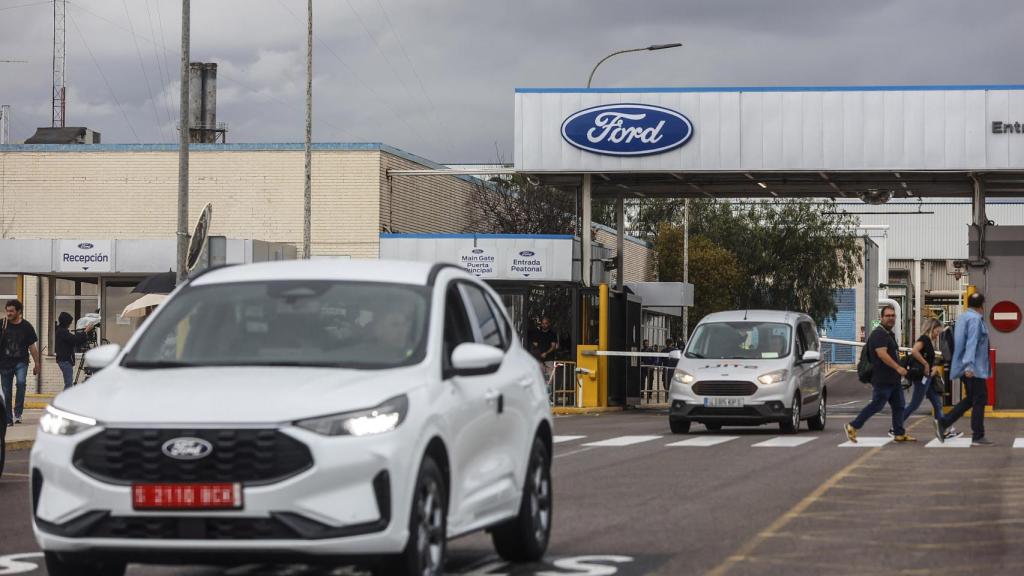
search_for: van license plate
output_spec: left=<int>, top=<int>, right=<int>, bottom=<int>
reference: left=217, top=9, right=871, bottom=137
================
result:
left=704, top=397, right=744, bottom=408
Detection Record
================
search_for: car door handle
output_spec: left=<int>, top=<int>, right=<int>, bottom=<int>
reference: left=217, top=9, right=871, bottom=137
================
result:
left=484, top=390, right=504, bottom=414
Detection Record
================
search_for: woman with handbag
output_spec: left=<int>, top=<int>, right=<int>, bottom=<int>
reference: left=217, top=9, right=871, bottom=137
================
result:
left=894, top=319, right=961, bottom=439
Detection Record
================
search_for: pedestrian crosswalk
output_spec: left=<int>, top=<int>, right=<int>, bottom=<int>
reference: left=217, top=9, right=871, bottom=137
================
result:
left=552, top=433, right=1024, bottom=450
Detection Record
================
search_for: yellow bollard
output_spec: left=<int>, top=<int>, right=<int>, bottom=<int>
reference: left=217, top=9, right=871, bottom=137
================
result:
left=598, top=283, right=609, bottom=408
left=576, top=345, right=599, bottom=407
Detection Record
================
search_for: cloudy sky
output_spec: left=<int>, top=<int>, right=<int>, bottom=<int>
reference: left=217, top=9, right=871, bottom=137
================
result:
left=1, top=0, right=1022, bottom=162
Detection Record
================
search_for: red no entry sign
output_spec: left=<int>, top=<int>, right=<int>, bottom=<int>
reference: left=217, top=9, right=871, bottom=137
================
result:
left=991, top=301, right=1022, bottom=332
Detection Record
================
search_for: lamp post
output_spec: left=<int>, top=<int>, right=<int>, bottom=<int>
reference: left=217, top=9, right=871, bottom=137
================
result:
left=586, top=43, right=681, bottom=88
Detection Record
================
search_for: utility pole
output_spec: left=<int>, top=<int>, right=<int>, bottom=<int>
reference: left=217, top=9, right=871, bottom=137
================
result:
left=177, top=0, right=190, bottom=283
left=303, top=0, right=313, bottom=258
left=52, top=0, right=66, bottom=127
left=682, top=198, right=690, bottom=339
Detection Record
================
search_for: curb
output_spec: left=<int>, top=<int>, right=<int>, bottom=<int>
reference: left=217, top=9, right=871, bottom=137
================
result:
left=4, top=440, right=34, bottom=451
left=25, top=403, right=49, bottom=409
left=551, top=406, right=625, bottom=415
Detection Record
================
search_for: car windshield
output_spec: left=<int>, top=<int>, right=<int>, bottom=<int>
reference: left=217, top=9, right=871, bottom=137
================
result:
left=123, top=280, right=430, bottom=370
left=685, top=321, right=792, bottom=360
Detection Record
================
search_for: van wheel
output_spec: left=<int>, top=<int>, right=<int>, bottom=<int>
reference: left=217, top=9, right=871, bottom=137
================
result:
left=376, top=456, right=447, bottom=576
left=669, top=419, right=691, bottom=434
left=44, top=553, right=125, bottom=576
left=808, top=393, right=827, bottom=431
left=779, top=393, right=800, bottom=434
left=491, top=437, right=552, bottom=562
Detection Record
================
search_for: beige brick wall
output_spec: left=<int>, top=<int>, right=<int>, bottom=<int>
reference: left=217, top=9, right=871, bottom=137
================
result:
left=0, top=149, right=383, bottom=258
left=380, top=154, right=486, bottom=234
left=594, top=229, right=656, bottom=284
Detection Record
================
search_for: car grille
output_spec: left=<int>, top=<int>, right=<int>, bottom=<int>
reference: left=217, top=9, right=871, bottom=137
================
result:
left=73, top=428, right=313, bottom=486
left=693, top=380, right=758, bottom=396
left=689, top=406, right=762, bottom=417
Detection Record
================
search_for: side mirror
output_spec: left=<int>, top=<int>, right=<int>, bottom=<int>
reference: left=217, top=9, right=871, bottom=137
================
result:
left=801, top=350, right=821, bottom=363
left=449, top=343, right=504, bottom=377
left=669, top=349, right=682, bottom=361
left=84, top=343, right=122, bottom=371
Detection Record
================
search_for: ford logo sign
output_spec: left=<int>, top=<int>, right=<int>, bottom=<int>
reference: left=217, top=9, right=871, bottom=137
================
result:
left=77, top=242, right=94, bottom=250
left=561, top=104, right=693, bottom=156
left=518, top=250, right=535, bottom=257
left=472, top=248, right=484, bottom=254
left=161, top=437, right=213, bottom=460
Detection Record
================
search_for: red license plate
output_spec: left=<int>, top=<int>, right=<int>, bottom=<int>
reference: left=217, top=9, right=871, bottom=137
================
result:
left=132, top=483, right=242, bottom=510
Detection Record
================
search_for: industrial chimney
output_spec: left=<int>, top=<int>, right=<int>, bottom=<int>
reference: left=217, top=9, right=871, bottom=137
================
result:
left=188, top=62, right=227, bottom=143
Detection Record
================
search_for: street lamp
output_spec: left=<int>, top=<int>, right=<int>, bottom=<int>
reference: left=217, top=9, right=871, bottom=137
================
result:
left=586, top=43, right=682, bottom=88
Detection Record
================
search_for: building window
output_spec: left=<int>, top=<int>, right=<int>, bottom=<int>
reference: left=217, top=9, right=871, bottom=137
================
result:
left=0, top=274, right=18, bottom=302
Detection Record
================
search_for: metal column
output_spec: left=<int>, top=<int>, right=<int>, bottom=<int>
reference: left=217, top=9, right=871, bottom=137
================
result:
left=582, top=174, right=592, bottom=287
left=616, top=192, right=625, bottom=291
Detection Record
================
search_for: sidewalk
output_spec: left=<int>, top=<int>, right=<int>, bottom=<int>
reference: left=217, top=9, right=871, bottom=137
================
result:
left=5, top=408, right=42, bottom=450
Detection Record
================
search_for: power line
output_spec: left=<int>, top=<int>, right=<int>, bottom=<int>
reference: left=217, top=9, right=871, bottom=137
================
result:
left=0, top=0, right=50, bottom=13
left=345, top=0, right=452, bottom=157
left=122, top=0, right=165, bottom=141
left=70, top=1, right=367, bottom=143
left=68, top=13, right=140, bottom=142
left=274, top=0, right=433, bottom=151
left=143, top=0, right=174, bottom=130
left=373, top=0, right=454, bottom=159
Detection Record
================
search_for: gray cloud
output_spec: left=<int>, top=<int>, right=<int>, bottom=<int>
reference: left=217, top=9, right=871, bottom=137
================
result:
left=1, top=0, right=1022, bottom=162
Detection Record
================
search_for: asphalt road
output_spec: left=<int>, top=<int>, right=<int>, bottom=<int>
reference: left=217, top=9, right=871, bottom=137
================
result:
left=4, top=371, right=1024, bottom=575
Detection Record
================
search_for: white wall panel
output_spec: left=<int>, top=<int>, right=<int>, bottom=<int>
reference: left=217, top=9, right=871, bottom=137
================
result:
left=515, top=87, right=1024, bottom=172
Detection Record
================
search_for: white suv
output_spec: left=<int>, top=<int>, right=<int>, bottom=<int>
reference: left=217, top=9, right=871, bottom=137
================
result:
left=31, top=260, right=554, bottom=576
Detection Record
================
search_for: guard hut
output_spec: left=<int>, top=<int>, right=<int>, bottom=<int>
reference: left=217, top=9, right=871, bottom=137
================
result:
left=504, top=84, right=1024, bottom=409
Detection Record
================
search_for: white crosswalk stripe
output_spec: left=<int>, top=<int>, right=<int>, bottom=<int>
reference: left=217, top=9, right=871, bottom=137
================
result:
left=1014, top=438, right=1024, bottom=448
left=839, top=436, right=892, bottom=448
left=582, top=435, right=662, bottom=447
left=752, top=436, right=817, bottom=448
left=666, top=435, right=740, bottom=447
left=926, top=438, right=973, bottom=448
left=553, top=435, right=587, bottom=444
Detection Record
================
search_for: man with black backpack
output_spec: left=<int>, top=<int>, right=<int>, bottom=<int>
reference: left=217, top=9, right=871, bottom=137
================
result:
left=845, top=305, right=916, bottom=443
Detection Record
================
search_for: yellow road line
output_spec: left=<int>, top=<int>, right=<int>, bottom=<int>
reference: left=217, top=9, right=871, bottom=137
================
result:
left=705, top=445, right=881, bottom=576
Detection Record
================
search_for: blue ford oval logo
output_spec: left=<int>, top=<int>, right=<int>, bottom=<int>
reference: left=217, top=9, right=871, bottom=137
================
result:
left=78, top=242, right=94, bottom=250
left=162, top=437, right=213, bottom=460
left=519, top=250, right=535, bottom=257
left=472, top=248, right=484, bottom=254
left=561, top=104, right=693, bottom=156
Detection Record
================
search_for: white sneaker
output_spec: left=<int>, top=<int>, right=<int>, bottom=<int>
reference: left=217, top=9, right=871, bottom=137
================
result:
left=944, top=427, right=964, bottom=439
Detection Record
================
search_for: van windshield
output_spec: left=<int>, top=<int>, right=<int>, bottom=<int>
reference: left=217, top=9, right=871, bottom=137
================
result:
left=685, top=322, right=792, bottom=360
left=123, top=280, right=430, bottom=370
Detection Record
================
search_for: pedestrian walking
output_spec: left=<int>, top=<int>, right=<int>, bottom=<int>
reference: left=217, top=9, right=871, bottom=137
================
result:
left=895, top=318, right=961, bottom=439
left=54, top=312, right=95, bottom=390
left=1, top=299, right=40, bottom=425
left=640, top=339, right=657, bottom=394
left=845, top=305, right=916, bottom=442
left=934, top=292, right=993, bottom=446
left=661, top=338, right=679, bottom=392
left=530, top=316, right=559, bottom=382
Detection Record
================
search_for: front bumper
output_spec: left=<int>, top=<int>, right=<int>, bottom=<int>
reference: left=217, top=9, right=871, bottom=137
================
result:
left=668, top=400, right=790, bottom=424
left=31, top=425, right=418, bottom=556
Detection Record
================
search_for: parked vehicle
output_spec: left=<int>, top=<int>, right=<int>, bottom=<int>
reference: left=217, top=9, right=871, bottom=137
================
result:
left=31, top=260, right=553, bottom=576
left=668, top=310, right=827, bottom=434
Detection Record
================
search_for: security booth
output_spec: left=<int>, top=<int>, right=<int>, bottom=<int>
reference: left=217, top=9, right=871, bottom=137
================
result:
left=0, top=237, right=296, bottom=394
left=506, top=84, right=1024, bottom=409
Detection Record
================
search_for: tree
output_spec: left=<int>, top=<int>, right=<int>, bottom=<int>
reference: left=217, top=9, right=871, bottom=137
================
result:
left=654, top=223, right=744, bottom=335
left=684, top=199, right=862, bottom=325
left=467, top=173, right=577, bottom=235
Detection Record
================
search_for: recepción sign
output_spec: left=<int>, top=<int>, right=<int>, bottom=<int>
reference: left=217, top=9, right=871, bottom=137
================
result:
left=58, top=240, right=113, bottom=272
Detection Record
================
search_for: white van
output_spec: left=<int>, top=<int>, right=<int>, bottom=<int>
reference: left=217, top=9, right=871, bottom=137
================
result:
left=668, top=310, right=827, bottom=434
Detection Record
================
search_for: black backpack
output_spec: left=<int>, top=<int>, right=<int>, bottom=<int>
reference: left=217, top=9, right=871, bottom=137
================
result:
left=857, top=343, right=873, bottom=383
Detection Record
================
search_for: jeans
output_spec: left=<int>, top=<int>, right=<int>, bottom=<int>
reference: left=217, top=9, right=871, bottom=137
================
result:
left=1, top=362, right=28, bottom=421
left=58, top=360, right=75, bottom=390
left=939, top=377, right=987, bottom=441
left=902, top=378, right=943, bottom=422
left=850, top=382, right=906, bottom=436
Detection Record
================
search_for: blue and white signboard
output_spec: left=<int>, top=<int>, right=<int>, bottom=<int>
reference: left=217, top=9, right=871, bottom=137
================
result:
left=561, top=103, right=693, bottom=156
left=380, top=234, right=572, bottom=282
left=58, top=240, right=113, bottom=272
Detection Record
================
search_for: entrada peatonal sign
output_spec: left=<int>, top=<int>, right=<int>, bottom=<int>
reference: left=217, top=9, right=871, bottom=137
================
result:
left=993, top=121, right=1024, bottom=134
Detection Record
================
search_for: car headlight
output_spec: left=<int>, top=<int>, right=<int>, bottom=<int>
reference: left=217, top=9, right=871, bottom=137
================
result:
left=672, top=370, right=696, bottom=385
left=39, top=405, right=97, bottom=436
left=295, top=394, right=409, bottom=437
left=757, top=369, right=789, bottom=386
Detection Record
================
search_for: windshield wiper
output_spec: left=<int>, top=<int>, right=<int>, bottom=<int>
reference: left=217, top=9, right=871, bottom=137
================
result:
left=121, top=360, right=199, bottom=369
left=686, top=353, right=705, bottom=359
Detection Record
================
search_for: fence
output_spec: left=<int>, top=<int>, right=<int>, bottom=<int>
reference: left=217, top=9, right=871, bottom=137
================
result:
left=548, top=361, right=581, bottom=407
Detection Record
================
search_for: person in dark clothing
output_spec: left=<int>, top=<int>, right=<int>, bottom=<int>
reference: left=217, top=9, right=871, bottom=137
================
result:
left=898, top=319, right=960, bottom=438
left=845, top=305, right=915, bottom=443
left=1, top=299, right=40, bottom=425
left=530, top=317, right=559, bottom=381
left=661, top=338, right=679, bottom=392
left=640, top=339, right=657, bottom=393
left=54, top=312, right=95, bottom=390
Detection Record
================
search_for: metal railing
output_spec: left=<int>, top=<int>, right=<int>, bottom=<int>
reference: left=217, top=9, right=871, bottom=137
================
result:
left=548, top=361, right=582, bottom=407
left=639, top=364, right=671, bottom=405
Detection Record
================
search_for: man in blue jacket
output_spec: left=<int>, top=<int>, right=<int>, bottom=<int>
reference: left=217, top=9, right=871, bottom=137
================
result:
left=934, top=292, right=993, bottom=446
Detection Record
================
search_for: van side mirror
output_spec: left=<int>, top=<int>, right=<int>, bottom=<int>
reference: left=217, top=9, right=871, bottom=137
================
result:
left=449, top=343, right=504, bottom=377
left=801, top=350, right=821, bottom=363
left=669, top=350, right=682, bottom=361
